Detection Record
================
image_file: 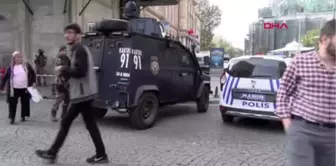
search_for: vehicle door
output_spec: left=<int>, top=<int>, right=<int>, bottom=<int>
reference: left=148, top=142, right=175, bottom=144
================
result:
left=222, top=57, right=287, bottom=112
left=86, top=36, right=133, bottom=106
left=178, top=46, right=197, bottom=100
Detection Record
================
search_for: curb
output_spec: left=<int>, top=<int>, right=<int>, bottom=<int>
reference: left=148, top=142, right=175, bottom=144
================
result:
left=209, top=100, right=219, bottom=104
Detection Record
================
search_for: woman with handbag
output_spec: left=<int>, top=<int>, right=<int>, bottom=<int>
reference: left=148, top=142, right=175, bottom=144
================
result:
left=0, top=51, right=36, bottom=124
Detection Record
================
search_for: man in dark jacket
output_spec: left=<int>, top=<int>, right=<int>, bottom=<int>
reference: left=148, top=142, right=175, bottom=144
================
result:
left=35, top=23, right=108, bottom=164
left=34, top=49, right=47, bottom=86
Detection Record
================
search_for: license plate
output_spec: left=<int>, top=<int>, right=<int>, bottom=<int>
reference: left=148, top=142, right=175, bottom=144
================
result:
left=233, top=92, right=267, bottom=102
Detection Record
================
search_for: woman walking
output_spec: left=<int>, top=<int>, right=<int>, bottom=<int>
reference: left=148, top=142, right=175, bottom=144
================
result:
left=0, top=51, right=36, bottom=124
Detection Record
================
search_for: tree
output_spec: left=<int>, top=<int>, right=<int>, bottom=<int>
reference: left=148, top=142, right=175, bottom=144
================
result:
left=212, top=36, right=243, bottom=57
left=198, top=0, right=222, bottom=51
left=301, top=29, right=319, bottom=47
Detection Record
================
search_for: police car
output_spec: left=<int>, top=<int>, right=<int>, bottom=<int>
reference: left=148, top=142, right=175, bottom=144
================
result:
left=219, top=55, right=290, bottom=123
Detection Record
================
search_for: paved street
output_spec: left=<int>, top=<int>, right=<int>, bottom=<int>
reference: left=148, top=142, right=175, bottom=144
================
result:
left=0, top=99, right=286, bottom=166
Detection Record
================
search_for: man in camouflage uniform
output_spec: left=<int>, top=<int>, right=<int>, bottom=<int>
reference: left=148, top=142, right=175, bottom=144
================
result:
left=34, top=49, right=48, bottom=86
left=51, top=46, right=70, bottom=122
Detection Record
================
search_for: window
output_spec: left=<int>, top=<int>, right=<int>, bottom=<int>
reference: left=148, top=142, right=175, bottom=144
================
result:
left=180, top=48, right=193, bottom=67
left=229, top=57, right=287, bottom=79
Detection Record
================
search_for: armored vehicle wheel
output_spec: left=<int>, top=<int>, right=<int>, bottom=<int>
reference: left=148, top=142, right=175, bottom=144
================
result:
left=129, top=93, right=159, bottom=130
left=196, top=86, right=210, bottom=113
left=96, top=19, right=129, bottom=33
left=93, top=108, right=108, bottom=119
left=222, top=114, right=234, bottom=123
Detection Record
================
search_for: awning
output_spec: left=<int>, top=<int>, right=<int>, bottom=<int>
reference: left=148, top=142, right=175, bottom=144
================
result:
left=137, top=0, right=180, bottom=6
left=269, top=40, right=315, bottom=53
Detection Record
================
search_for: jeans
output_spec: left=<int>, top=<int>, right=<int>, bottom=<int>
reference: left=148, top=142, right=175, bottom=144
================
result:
left=49, top=100, right=106, bottom=156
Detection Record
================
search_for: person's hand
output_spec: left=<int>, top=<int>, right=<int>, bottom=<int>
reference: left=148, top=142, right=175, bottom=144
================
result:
left=282, top=118, right=291, bottom=132
left=32, top=83, right=36, bottom=88
left=54, top=66, right=66, bottom=76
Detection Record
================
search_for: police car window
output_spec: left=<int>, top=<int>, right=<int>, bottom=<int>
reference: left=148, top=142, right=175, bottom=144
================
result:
left=229, top=58, right=286, bottom=79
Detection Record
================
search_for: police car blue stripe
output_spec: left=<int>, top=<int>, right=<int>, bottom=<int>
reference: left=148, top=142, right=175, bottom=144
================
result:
left=276, top=79, right=280, bottom=89
left=222, top=75, right=231, bottom=102
left=269, top=79, right=274, bottom=91
left=223, top=76, right=233, bottom=103
left=269, top=79, right=276, bottom=110
left=226, top=77, right=236, bottom=104
left=229, top=78, right=240, bottom=105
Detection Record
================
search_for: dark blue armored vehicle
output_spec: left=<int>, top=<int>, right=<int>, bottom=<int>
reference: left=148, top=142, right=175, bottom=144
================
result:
left=82, top=17, right=211, bottom=129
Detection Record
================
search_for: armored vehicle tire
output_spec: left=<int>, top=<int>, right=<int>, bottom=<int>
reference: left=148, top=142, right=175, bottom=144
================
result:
left=129, top=93, right=159, bottom=130
left=94, top=108, right=108, bottom=119
left=222, top=114, right=234, bottom=123
left=196, top=86, right=210, bottom=113
left=96, top=19, right=129, bottom=33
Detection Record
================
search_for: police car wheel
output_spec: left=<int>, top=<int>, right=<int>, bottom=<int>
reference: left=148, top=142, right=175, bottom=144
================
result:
left=96, top=19, right=129, bottom=33
left=129, top=93, right=159, bottom=130
left=94, top=108, right=108, bottom=119
left=197, top=86, right=210, bottom=113
left=221, top=114, right=234, bottom=123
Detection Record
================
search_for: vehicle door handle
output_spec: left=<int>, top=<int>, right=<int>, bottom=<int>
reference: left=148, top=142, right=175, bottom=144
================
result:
left=179, top=73, right=187, bottom=77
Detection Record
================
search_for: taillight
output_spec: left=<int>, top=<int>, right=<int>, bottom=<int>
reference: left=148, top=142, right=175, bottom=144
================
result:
left=219, top=105, right=227, bottom=112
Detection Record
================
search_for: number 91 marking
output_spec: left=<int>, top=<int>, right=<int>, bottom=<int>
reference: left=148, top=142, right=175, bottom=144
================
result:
left=120, top=53, right=142, bottom=70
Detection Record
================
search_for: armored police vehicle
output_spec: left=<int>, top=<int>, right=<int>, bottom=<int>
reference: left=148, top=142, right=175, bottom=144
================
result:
left=219, top=55, right=289, bottom=123
left=82, top=18, right=211, bottom=130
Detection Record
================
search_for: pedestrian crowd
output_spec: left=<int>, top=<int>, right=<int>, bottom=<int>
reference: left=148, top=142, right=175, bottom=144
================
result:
left=0, top=23, right=108, bottom=164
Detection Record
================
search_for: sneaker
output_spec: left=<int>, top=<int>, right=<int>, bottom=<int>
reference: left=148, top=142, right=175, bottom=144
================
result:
left=9, top=119, right=14, bottom=125
left=35, top=150, right=57, bottom=163
left=86, top=154, right=108, bottom=164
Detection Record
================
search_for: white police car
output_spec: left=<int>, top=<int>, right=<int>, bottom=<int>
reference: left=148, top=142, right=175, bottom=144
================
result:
left=219, top=55, right=290, bottom=123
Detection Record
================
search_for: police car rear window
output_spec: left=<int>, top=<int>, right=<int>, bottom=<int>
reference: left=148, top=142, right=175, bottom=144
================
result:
left=229, top=58, right=286, bottom=79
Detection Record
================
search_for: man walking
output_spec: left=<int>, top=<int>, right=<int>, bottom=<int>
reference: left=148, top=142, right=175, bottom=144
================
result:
left=35, top=23, right=108, bottom=164
left=276, top=19, right=335, bottom=166
left=34, top=49, right=47, bottom=86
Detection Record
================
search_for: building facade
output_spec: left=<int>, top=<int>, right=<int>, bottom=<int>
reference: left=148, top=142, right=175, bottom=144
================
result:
left=178, top=0, right=201, bottom=51
left=142, top=0, right=201, bottom=51
left=245, top=0, right=335, bottom=54
left=0, top=0, right=179, bottom=72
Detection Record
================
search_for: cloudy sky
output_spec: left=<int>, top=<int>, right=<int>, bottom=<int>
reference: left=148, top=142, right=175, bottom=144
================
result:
left=208, top=0, right=270, bottom=49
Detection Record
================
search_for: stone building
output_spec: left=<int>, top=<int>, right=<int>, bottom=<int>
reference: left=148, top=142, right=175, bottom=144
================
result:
left=0, top=0, right=178, bottom=72
left=141, top=0, right=201, bottom=51
left=178, top=0, right=201, bottom=51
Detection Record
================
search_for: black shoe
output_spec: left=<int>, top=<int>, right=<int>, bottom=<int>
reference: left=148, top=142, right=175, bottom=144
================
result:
left=21, top=117, right=25, bottom=122
left=9, top=119, right=14, bottom=125
left=35, top=150, right=57, bottom=164
left=86, top=154, right=108, bottom=164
